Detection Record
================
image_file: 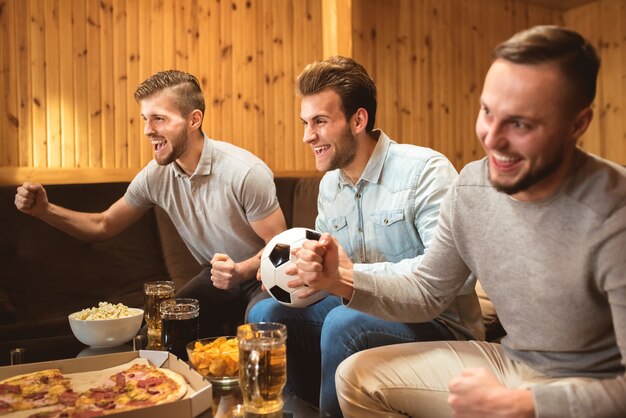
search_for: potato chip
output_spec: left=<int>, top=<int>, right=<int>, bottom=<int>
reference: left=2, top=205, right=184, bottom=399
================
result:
left=188, top=337, right=239, bottom=378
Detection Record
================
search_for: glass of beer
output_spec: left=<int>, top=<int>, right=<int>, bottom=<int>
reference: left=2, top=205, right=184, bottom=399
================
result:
left=143, top=281, right=175, bottom=350
left=160, top=298, right=200, bottom=361
left=237, top=322, right=287, bottom=416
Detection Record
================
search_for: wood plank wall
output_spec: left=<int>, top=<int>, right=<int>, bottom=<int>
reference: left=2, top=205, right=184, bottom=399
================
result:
left=565, top=0, right=626, bottom=163
left=352, top=0, right=563, bottom=169
left=0, top=0, right=624, bottom=186
left=0, top=0, right=323, bottom=185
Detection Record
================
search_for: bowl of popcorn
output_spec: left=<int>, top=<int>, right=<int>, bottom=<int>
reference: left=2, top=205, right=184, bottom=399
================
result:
left=68, top=302, right=144, bottom=348
left=186, top=336, right=239, bottom=383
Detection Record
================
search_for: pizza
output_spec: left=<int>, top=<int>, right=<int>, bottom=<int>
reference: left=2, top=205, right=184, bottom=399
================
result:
left=74, top=364, right=187, bottom=412
left=0, top=369, right=74, bottom=415
left=0, top=362, right=188, bottom=417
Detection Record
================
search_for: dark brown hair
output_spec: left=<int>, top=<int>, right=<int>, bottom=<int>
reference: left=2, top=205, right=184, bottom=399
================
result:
left=134, top=70, right=205, bottom=117
left=494, top=25, right=600, bottom=109
left=297, top=56, right=377, bottom=132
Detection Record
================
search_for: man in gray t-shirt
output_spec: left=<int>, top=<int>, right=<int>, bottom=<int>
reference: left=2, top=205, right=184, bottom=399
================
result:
left=15, top=70, right=287, bottom=338
left=294, top=26, right=626, bottom=417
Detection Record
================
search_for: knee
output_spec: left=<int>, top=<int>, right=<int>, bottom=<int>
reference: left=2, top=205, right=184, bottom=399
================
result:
left=321, top=307, right=364, bottom=348
left=247, top=298, right=283, bottom=323
left=247, top=299, right=271, bottom=322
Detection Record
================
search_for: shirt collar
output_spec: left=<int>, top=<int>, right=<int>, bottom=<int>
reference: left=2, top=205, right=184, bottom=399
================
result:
left=171, top=134, right=213, bottom=179
left=337, top=129, right=392, bottom=188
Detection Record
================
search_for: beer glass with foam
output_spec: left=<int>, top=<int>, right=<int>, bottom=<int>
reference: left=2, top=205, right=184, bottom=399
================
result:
left=237, top=322, right=287, bottom=416
left=143, top=281, right=175, bottom=350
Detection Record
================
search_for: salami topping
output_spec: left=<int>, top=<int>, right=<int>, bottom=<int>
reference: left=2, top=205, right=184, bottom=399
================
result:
left=59, top=390, right=78, bottom=406
left=137, top=377, right=163, bottom=388
left=24, top=391, right=47, bottom=400
left=0, top=383, right=20, bottom=395
left=114, top=373, right=126, bottom=388
left=0, top=399, right=13, bottom=413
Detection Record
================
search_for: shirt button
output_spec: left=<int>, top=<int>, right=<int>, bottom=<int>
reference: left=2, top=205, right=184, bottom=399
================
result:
left=358, top=227, right=363, bottom=232
left=355, top=194, right=361, bottom=199
left=333, top=224, right=339, bottom=230
left=384, top=218, right=389, bottom=224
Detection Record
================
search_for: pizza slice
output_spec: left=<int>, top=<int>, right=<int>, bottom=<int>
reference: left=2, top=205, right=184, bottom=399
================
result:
left=2, top=362, right=189, bottom=417
left=73, top=363, right=187, bottom=414
left=0, top=369, right=75, bottom=415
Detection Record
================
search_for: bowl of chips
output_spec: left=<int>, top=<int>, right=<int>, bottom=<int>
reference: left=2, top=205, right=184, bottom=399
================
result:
left=187, top=336, right=239, bottom=383
left=68, top=302, right=144, bottom=348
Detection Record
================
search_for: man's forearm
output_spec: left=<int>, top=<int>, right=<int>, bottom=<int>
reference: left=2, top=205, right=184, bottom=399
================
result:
left=39, top=204, right=108, bottom=242
left=332, top=267, right=356, bottom=300
left=235, top=253, right=262, bottom=282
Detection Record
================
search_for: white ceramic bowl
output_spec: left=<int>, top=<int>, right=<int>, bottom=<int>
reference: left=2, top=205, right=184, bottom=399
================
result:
left=68, top=308, right=144, bottom=348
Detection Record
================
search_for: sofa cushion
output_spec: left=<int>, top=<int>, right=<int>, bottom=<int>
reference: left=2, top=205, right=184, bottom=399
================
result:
left=275, top=177, right=320, bottom=229
left=154, top=206, right=202, bottom=290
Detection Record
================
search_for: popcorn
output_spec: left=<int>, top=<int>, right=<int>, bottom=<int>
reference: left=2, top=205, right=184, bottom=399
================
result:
left=70, top=302, right=134, bottom=320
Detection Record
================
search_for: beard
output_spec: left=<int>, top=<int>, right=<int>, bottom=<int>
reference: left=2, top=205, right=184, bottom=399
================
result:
left=327, top=126, right=358, bottom=171
left=154, top=130, right=188, bottom=166
left=489, top=144, right=565, bottom=195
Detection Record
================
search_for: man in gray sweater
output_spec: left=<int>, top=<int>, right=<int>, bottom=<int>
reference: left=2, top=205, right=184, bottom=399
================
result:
left=291, top=25, right=626, bottom=417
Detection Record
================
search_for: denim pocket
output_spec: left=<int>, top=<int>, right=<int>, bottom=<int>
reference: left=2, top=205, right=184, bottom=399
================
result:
left=370, top=209, right=413, bottom=259
left=327, top=216, right=353, bottom=258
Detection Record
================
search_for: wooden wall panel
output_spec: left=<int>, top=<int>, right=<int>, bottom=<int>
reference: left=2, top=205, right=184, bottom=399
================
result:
left=0, top=0, right=18, bottom=167
left=59, top=0, right=76, bottom=168
left=30, top=0, right=47, bottom=169
left=72, top=0, right=89, bottom=169
left=0, top=0, right=624, bottom=186
left=566, top=0, right=626, bottom=165
left=0, top=0, right=323, bottom=185
left=352, top=0, right=561, bottom=170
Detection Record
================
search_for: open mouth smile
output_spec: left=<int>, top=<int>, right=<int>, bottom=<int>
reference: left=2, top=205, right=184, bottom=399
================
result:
left=491, top=151, right=522, bottom=170
left=313, top=145, right=330, bottom=156
left=151, top=139, right=167, bottom=152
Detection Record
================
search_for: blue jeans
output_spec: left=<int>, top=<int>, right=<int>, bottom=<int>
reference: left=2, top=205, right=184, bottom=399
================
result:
left=247, top=296, right=455, bottom=417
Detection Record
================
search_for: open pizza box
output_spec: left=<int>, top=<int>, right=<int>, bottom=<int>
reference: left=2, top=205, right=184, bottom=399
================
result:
left=0, top=350, right=213, bottom=418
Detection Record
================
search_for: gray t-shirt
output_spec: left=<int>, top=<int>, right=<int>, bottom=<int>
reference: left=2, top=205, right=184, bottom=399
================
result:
left=349, top=148, right=626, bottom=417
left=125, top=136, right=280, bottom=265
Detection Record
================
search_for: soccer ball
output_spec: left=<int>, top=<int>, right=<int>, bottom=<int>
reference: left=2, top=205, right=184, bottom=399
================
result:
left=260, top=228, right=328, bottom=308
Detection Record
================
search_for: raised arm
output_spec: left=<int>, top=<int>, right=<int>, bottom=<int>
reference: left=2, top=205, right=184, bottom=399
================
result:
left=15, top=182, right=149, bottom=242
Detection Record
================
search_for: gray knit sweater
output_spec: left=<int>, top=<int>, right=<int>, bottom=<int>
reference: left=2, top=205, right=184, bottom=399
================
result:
left=350, top=148, right=626, bottom=417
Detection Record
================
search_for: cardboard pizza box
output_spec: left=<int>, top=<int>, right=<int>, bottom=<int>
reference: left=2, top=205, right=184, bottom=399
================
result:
left=0, top=350, right=213, bottom=418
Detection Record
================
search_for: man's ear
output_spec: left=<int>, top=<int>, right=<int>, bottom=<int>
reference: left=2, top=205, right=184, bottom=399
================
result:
left=352, top=108, right=368, bottom=134
left=571, top=106, right=593, bottom=141
left=190, top=109, right=203, bottom=130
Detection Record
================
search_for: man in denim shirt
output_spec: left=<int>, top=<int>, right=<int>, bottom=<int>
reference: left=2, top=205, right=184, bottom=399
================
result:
left=248, top=56, right=483, bottom=417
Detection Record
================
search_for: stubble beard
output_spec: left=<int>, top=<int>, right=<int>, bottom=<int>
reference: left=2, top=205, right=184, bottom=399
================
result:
left=327, top=127, right=358, bottom=171
left=154, top=131, right=188, bottom=166
left=489, top=144, right=565, bottom=195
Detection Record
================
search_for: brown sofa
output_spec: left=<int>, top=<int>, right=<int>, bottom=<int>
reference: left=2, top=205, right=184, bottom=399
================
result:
left=0, top=178, right=321, bottom=362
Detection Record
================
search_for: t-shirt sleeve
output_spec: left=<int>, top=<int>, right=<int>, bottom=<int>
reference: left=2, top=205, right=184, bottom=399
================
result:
left=123, top=165, right=156, bottom=209
left=240, top=164, right=280, bottom=222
